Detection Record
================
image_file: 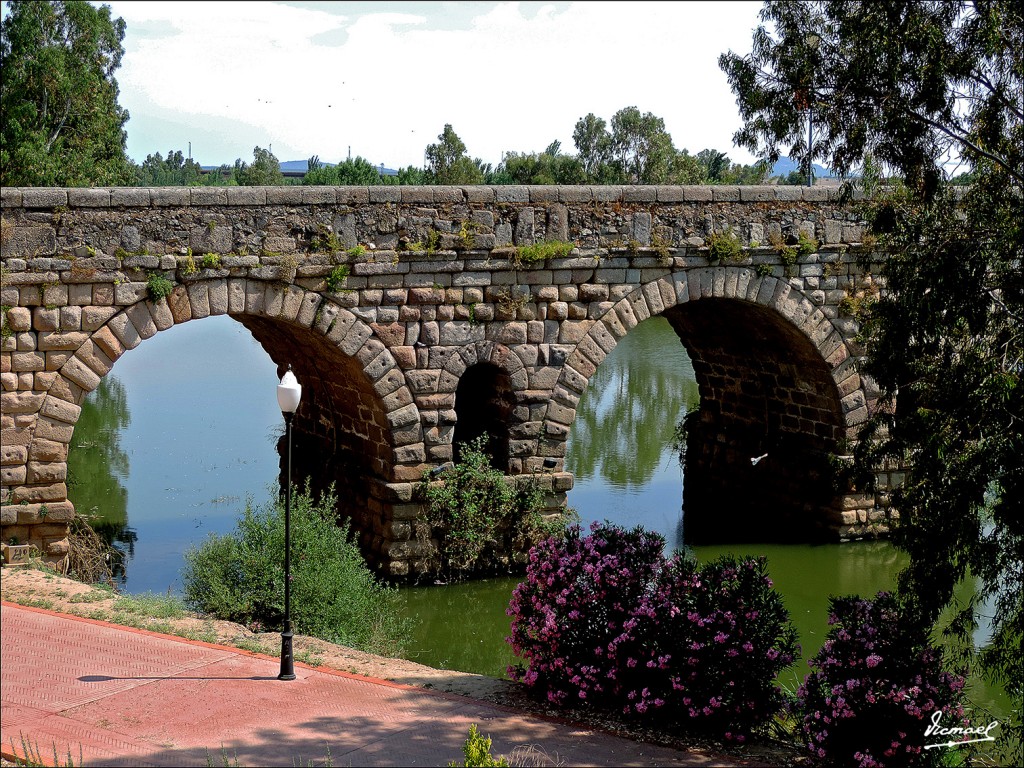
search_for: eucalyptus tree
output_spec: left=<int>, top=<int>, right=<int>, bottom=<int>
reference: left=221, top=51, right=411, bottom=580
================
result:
left=1, top=0, right=134, bottom=186
left=722, top=1, right=1022, bottom=752
left=424, top=124, right=483, bottom=185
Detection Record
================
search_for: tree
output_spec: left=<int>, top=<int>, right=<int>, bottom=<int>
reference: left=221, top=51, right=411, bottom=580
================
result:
left=498, top=140, right=586, bottom=185
left=609, top=106, right=676, bottom=184
left=235, top=145, right=283, bottom=186
left=572, top=113, right=614, bottom=182
left=136, top=149, right=202, bottom=186
left=697, top=149, right=731, bottom=182
left=722, top=1, right=1022, bottom=758
left=304, top=155, right=383, bottom=185
left=1, top=0, right=134, bottom=186
left=424, top=124, right=483, bottom=184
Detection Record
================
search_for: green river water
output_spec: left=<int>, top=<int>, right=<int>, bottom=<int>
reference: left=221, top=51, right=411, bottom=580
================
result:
left=66, top=313, right=1011, bottom=734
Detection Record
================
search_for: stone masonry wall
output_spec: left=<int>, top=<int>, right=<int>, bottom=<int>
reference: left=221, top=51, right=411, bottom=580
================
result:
left=1, top=185, right=896, bottom=578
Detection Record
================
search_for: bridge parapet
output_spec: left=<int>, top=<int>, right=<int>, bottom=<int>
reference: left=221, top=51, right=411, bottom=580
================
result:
left=2, top=186, right=897, bottom=577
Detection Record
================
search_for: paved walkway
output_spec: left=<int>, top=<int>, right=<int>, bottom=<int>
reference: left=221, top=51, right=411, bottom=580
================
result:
left=1, top=603, right=746, bottom=767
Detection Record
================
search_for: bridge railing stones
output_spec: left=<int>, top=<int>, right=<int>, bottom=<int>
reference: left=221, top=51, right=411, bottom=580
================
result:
left=2, top=185, right=895, bottom=577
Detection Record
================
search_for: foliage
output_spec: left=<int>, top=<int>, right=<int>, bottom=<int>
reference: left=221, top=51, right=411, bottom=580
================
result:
left=706, top=230, right=742, bottom=262
left=507, top=522, right=798, bottom=737
left=448, top=725, right=509, bottom=768
left=136, top=149, right=202, bottom=186
left=304, top=155, right=387, bottom=186
left=793, top=592, right=967, bottom=768
left=722, top=2, right=1023, bottom=752
left=145, top=272, right=174, bottom=302
left=65, top=512, right=118, bottom=585
left=310, top=227, right=342, bottom=254
left=233, top=145, right=284, bottom=186
left=498, top=140, right=586, bottom=185
left=417, top=436, right=548, bottom=579
left=572, top=113, right=615, bottom=182
left=324, top=264, right=349, bottom=292
left=182, top=484, right=413, bottom=656
left=512, top=240, right=575, bottom=267
left=425, top=124, right=484, bottom=185
left=10, top=734, right=82, bottom=768
left=696, top=148, right=769, bottom=185
left=0, top=0, right=134, bottom=186
left=609, top=106, right=677, bottom=184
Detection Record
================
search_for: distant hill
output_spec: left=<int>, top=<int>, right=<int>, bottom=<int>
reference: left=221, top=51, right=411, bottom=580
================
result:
left=771, top=156, right=835, bottom=179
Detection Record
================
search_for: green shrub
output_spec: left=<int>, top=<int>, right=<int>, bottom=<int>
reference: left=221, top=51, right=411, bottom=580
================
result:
left=707, top=230, right=742, bottom=262
left=146, top=272, right=175, bottom=302
left=418, top=436, right=550, bottom=579
left=182, top=484, right=413, bottom=657
left=512, top=240, right=575, bottom=267
left=324, top=264, right=350, bottom=292
left=449, top=725, right=509, bottom=767
left=796, top=231, right=819, bottom=257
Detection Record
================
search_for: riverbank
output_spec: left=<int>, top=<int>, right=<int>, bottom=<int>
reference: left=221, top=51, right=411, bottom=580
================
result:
left=1, top=564, right=805, bottom=766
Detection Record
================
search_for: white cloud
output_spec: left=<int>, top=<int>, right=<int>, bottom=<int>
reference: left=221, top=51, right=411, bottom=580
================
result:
left=106, top=1, right=765, bottom=168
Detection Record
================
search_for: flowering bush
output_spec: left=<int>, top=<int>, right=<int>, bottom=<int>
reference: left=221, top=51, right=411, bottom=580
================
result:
left=793, top=592, right=967, bottom=768
left=506, top=522, right=798, bottom=737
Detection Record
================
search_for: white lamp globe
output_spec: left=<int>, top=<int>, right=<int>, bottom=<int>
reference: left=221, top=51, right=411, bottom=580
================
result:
left=277, top=369, right=302, bottom=414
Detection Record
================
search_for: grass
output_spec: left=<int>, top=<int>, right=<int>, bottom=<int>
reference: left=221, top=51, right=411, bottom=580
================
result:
left=7, top=735, right=82, bottom=767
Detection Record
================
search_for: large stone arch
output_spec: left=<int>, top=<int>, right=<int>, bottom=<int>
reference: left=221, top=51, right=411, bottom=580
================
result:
left=26, top=278, right=423, bottom=571
left=543, top=266, right=870, bottom=542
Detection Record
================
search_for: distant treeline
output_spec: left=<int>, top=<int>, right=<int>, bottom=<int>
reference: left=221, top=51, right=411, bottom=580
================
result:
left=135, top=107, right=796, bottom=188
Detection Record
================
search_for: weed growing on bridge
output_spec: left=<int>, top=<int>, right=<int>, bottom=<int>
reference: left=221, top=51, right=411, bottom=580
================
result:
left=324, top=264, right=350, bottom=293
left=200, top=253, right=221, bottom=269
left=417, top=436, right=551, bottom=580
left=512, top=240, right=575, bottom=267
left=457, top=220, right=478, bottom=249
left=706, top=230, right=743, bottom=262
left=310, top=227, right=342, bottom=254
left=1, top=304, right=12, bottom=340
left=145, top=272, right=175, bottom=301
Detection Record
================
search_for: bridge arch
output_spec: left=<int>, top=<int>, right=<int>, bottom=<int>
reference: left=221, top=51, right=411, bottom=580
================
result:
left=1, top=184, right=902, bottom=576
left=29, top=278, right=422, bottom=569
left=545, top=267, right=866, bottom=542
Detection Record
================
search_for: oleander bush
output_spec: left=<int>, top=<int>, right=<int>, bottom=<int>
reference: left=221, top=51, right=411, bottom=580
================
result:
left=506, top=521, right=798, bottom=738
left=792, top=592, right=967, bottom=768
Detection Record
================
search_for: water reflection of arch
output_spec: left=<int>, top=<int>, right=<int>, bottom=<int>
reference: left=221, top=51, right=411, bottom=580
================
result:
left=547, top=267, right=863, bottom=543
left=42, top=278, right=420, bottom=567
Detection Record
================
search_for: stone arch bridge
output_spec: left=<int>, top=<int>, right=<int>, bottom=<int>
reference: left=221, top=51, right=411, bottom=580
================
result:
left=1, top=184, right=897, bottom=578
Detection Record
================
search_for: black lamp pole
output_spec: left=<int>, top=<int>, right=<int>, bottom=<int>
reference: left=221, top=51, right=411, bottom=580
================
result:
left=279, top=409, right=295, bottom=681
left=276, top=365, right=301, bottom=681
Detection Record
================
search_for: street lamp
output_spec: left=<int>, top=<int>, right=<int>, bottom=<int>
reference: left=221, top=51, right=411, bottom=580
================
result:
left=805, top=32, right=821, bottom=188
left=276, top=365, right=302, bottom=681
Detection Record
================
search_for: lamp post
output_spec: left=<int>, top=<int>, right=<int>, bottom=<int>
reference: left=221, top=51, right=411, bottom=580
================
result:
left=276, top=365, right=302, bottom=681
left=805, top=32, right=821, bottom=188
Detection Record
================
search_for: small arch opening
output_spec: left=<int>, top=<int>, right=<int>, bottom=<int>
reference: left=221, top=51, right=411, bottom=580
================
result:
left=453, top=363, right=514, bottom=472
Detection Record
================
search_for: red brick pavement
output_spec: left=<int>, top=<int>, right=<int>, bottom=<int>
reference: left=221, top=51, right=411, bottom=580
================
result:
left=1, top=603, right=748, bottom=767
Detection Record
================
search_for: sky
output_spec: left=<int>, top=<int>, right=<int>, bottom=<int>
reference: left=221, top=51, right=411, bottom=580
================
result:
left=99, top=1, right=767, bottom=169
